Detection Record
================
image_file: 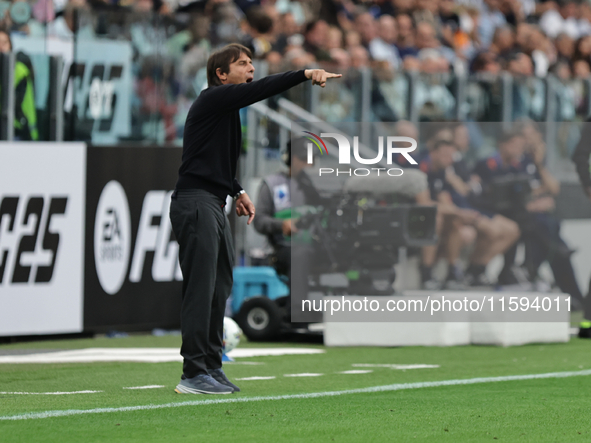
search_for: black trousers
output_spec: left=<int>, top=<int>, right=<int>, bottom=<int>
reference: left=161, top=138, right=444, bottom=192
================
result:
left=502, top=211, right=589, bottom=316
left=170, top=189, right=234, bottom=378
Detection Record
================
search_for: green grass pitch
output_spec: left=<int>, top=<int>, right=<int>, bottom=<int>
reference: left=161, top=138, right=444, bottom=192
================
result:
left=1, top=335, right=591, bottom=442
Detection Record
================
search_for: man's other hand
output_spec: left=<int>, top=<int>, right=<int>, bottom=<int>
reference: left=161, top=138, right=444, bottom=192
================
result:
left=236, top=193, right=255, bottom=224
left=304, top=69, right=342, bottom=87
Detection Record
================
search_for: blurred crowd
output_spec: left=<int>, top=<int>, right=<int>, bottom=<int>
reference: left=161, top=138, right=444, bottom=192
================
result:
left=4, top=0, right=591, bottom=79
left=2, top=0, right=590, bottom=139
left=4, top=0, right=591, bottom=78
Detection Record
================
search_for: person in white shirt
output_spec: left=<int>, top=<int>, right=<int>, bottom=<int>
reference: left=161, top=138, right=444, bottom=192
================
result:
left=539, top=0, right=589, bottom=39
left=369, top=15, right=402, bottom=70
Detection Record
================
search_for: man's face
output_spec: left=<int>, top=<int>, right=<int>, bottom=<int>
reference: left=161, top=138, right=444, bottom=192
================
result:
left=416, top=23, right=437, bottom=49
left=500, top=135, right=526, bottom=162
left=454, top=125, right=469, bottom=153
left=0, top=32, right=11, bottom=54
left=397, top=15, right=413, bottom=40
left=355, top=13, right=377, bottom=44
left=218, top=52, right=255, bottom=85
left=378, top=16, right=398, bottom=44
left=350, top=45, right=369, bottom=68
left=431, top=144, right=456, bottom=169
left=307, top=20, right=328, bottom=47
left=281, top=13, right=300, bottom=37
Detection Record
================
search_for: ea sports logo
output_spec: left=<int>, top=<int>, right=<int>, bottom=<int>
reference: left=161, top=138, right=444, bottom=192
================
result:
left=94, top=180, right=131, bottom=295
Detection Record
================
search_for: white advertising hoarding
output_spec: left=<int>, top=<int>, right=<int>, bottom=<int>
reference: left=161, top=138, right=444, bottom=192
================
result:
left=0, top=143, right=86, bottom=335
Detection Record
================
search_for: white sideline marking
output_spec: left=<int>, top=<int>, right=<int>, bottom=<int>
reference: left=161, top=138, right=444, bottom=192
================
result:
left=0, top=348, right=324, bottom=364
left=226, top=362, right=265, bottom=365
left=352, top=364, right=440, bottom=369
left=339, top=370, right=373, bottom=374
left=284, top=373, right=323, bottom=377
left=235, top=377, right=276, bottom=381
left=123, top=386, right=165, bottom=390
left=2, top=369, right=591, bottom=421
left=0, top=390, right=101, bottom=395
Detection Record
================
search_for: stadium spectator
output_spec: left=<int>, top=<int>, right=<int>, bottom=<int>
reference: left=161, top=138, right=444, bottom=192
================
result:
left=471, top=126, right=584, bottom=295
left=414, top=0, right=439, bottom=29
left=268, top=12, right=302, bottom=59
left=451, top=121, right=475, bottom=172
left=350, top=44, right=370, bottom=68
left=46, top=3, right=95, bottom=40
left=304, top=20, right=331, bottom=61
left=0, top=28, right=38, bottom=141
left=554, top=32, right=576, bottom=63
left=369, top=15, right=402, bottom=70
left=498, top=0, right=525, bottom=26
left=549, top=59, right=572, bottom=80
left=573, top=58, right=590, bottom=78
left=178, top=14, right=211, bottom=86
left=470, top=50, right=502, bottom=73
left=478, top=0, right=507, bottom=49
left=345, top=29, right=363, bottom=49
left=515, top=21, right=533, bottom=50
left=347, top=44, right=399, bottom=120
left=522, top=26, right=553, bottom=76
left=438, top=0, right=462, bottom=47
left=390, top=0, right=416, bottom=16
left=489, top=25, right=516, bottom=59
left=415, top=21, right=458, bottom=68
left=135, top=56, right=179, bottom=141
left=396, top=14, right=419, bottom=59
left=571, top=121, right=591, bottom=337
left=210, top=1, right=244, bottom=47
left=355, top=11, right=378, bottom=48
left=326, top=25, right=344, bottom=50
left=573, top=35, right=591, bottom=64
left=506, top=51, right=533, bottom=75
left=539, top=0, right=588, bottom=40
left=419, top=139, right=477, bottom=289
left=419, top=139, right=520, bottom=288
left=283, top=40, right=316, bottom=69
left=244, top=6, right=275, bottom=59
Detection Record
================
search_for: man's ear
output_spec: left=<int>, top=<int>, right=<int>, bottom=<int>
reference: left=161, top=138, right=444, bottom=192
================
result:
left=216, top=67, right=227, bottom=83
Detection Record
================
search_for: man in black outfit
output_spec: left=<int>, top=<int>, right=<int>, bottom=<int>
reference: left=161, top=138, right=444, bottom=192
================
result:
left=170, top=43, right=340, bottom=394
left=572, top=121, right=591, bottom=337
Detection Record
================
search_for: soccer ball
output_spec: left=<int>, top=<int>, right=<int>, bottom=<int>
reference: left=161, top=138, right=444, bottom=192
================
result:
left=223, top=317, right=242, bottom=354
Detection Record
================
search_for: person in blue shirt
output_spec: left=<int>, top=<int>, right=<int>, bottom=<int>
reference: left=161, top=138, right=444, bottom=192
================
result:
left=472, top=126, right=584, bottom=305
left=419, top=139, right=519, bottom=288
left=571, top=120, right=591, bottom=337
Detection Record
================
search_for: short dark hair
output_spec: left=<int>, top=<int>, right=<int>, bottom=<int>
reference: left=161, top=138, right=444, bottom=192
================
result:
left=246, top=7, right=274, bottom=35
left=206, top=43, right=253, bottom=87
left=498, top=127, right=525, bottom=145
left=432, top=139, right=456, bottom=151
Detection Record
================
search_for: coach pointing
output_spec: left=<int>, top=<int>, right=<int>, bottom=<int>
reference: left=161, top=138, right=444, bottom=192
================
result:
left=170, top=43, right=341, bottom=395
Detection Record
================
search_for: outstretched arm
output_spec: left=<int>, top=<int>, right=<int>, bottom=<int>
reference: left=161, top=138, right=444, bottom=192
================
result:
left=206, top=69, right=342, bottom=113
